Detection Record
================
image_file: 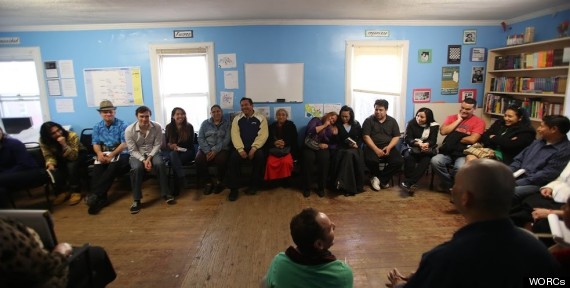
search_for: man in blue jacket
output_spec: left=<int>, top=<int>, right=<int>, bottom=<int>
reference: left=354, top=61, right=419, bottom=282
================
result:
left=225, top=97, right=268, bottom=201
left=510, top=115, right=570, bottom=203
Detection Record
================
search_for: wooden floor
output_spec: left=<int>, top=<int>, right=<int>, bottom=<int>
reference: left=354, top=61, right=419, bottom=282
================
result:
left=9, top=175, right=465, bottom=287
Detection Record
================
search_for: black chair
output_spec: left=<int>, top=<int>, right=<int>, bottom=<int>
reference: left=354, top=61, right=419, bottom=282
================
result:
left=80, top=128, right=97, bottom=190
left=5, top=142, right=55, bottom=210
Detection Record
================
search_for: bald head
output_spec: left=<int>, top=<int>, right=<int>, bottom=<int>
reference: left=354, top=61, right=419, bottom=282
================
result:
left=453, top=159, right=515, bottom=218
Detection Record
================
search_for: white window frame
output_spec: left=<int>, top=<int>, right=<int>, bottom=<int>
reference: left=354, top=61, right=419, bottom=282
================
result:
left=0, top=47, right=50, bottom=128
left=345, top=40, right=409, bottom=130
left=148, top=42, right=216, bottom=127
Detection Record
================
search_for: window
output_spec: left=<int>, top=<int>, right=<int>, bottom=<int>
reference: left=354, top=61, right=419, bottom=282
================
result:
left=0, top=47, right=49, bottom=132
left=149, top=43, right=216, bottom=129
left=345, top=41, right=408, bottom=130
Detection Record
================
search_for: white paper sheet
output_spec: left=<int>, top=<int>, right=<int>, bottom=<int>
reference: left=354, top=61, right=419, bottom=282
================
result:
left=47, top=79, right=61, bottom=96
left=55, top=98, right=74, bottom=113
left=224, top=70, right=239, bottom=89
left=221, top=91, right=234, bottom=109
left=61, top=78, right=77, bottom=97
left=59, top=60, right=75, bottom=78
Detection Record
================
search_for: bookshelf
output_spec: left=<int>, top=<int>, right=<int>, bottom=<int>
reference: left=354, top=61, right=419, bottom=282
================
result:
left=483, top=37, right=570, bottom=126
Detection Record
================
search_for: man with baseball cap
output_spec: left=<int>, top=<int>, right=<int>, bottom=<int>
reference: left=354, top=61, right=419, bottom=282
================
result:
left=87, top=100, right=130, bottom=215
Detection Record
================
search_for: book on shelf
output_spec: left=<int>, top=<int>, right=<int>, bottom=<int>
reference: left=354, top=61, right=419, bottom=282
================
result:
left=494, top=48, right=568, bottom=70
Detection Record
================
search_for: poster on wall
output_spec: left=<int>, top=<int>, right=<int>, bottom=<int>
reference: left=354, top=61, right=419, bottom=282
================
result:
left=447, top=45, right=461, bottom=64
left=459, top=89, right=476, bottom=102
left=441, top=66, right=459, bottom=95
left=305, top=104, right=323, bottom=118
left=471, top=66, right=485, bottom=84
left=418, top=49, right=432, bottom=63
left=413, top=88, right=432, bottom=103
left=83, top=67, right=143, bottom=107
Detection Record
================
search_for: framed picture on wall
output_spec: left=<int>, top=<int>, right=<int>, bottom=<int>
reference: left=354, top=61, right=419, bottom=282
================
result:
left=463, top=30, right=477, bottom=44
left=418, top=49, right=432, bottom=63
left=447, top=45, right=461, bottom=64
left=470, top=47, right=486, bottom=62
left=471, top=66, right=485, bottom=83
left=459, top=89, right=476, bottom=102
left=413, top=88, right=432, bottom=103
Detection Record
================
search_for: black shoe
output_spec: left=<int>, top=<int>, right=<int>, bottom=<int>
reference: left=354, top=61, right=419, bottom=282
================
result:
left=380, top=181, right=391, bottom=189
left=203, top=183, right=213, bottom=195
left=316, top=189, right=325, bottom=197
left=213, top=183, right=225, bottom=194
left=302, top=189, right=310, bottom=198
left=87, top=197, right=108, bottom=215
left=245, top=187, right=257, bottom=195
left=228, top=189, right=239, bottom=201
left=356, top=187, right=365, bottom=193
left=130, top=200, right=141, bottom=214
left=164, top=194, right=176, bottom=204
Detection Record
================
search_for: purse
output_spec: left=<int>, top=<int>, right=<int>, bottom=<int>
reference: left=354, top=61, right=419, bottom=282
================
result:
left=304, top=134, right=320, bottom=151
left=463, top=144, right=496, bottom=159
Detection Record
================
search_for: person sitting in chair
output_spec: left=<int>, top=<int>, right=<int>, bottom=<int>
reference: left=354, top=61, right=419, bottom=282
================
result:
left=0, top=126, right=46, bottom=207
left=39, top=121, right=85, bottom=206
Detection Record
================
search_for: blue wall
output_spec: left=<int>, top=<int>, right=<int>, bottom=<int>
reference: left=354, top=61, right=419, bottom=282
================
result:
left=0, top=9, right=568, bottom=132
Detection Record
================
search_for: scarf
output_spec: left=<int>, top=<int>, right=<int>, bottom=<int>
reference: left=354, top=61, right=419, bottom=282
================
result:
left=285, top=246, right=337, bottom=265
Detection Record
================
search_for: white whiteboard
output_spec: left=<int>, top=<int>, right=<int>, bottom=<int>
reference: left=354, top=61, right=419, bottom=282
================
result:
left=245, top=63, right=304, bottom=102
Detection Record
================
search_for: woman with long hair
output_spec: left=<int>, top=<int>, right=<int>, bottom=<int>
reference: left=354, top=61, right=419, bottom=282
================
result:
left=264, top=108, right=298, bottom=185
left=39, top=121, right=84, bottom=205
left=301, top=111, right=338, bottom=197
left=466, top=105, right=535, bottom=165
left=331, top=105, right=365, bottom=196
left=401, top=107, right=439, bottom=196
left=165, top=107, right=195, bottom=195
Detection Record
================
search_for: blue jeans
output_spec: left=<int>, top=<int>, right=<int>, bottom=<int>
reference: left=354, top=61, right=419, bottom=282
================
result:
left=430, top=154, right=465, bottom=188
left=168, top=149, right=195, bottom=179
left=129, top=156, right=170, bottom=201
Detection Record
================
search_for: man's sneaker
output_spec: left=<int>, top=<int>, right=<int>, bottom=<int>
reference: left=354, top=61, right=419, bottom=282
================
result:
left=164, top=194, right=176, bottom=205
left=228, top=189, right=239, bottom=201
left=130, top=201, right=141, bottom=214
left=370, top=177, right=381, bottom=191
left=88, top=197, right=108, bottom=215
left=380, top=181, right=391, bottom=189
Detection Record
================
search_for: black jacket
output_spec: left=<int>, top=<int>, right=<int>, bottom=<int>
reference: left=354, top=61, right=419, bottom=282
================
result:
left=480, top=121, right=535, bottom=165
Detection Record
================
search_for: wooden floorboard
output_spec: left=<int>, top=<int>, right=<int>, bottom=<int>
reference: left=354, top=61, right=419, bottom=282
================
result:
left=8, top=175, right=465, bottom=287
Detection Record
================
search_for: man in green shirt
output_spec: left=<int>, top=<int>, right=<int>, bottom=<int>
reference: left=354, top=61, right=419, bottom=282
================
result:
left=262, top=208, right=353, bottom=288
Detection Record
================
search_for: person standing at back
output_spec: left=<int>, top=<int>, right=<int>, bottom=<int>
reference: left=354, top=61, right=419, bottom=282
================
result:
left=387, top=159, right=559, bottom=287
left=430, top=98, right=484, bottom=191
left=225, top=97, right=268, bottom=201
left=87, top=100, right=130, bottom=215
left=362, top=99, right=403, bottom=191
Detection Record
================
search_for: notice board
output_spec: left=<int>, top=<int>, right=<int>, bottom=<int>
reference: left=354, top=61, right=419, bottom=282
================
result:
left=84, top=67, right=144, bottom=107
left=245, top=63, right=304, bottom=103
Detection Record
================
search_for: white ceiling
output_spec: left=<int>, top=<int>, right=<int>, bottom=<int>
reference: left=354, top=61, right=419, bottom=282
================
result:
left=0, top=0, right=569, bottom=30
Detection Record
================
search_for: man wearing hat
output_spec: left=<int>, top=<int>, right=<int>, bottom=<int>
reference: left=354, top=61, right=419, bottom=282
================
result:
left=87, top=100, right=130, bottom=215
